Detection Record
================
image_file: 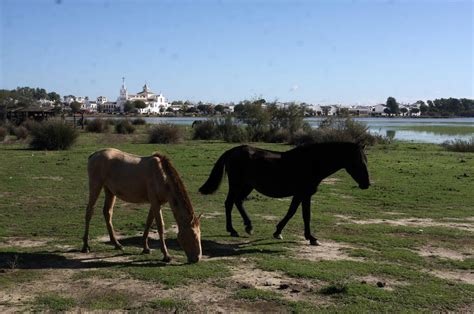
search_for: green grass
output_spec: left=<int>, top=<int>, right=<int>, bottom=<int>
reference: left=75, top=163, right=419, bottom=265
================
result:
left=83, top=291, right=131, bottom=310
left=0, top=127, right=473, bottom=312
left=33, top=294, right=76, bottom=311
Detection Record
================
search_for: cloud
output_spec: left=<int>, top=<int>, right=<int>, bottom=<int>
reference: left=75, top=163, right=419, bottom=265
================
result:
left=290, top=84, right=299, bottom=92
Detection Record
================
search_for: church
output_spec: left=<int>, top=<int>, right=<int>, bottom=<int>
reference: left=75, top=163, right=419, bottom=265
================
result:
left=116, top=78, right=170, bottom=114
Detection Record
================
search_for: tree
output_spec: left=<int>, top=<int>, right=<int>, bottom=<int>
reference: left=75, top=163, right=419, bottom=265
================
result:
left=214, top=104, right=225, bottom=113
left=400, top=107, right=408, bottom=115
left=123, top=101, right=135, bottom=113
left=133, top=100, right=147, bottom=110
left=70, top=101, right=82, bottom=113
left=386, top=97, right=399, bottom=115
left=419, top=104, right=428, bottom=115
left=48, top=92, right=61, bottom=102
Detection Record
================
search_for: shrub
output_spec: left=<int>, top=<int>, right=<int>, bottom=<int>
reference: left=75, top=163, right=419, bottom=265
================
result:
left=29, top=121, right=78, bottom=150
left=115, top=119, right=135, bottom=134
left=442, top=137, right=474, bottom=153
left=13, top=126, right=29, bottom=140
left=22, top=119, right=39, bottom=131
left=148, top=123, right=183, bottom=144
left=290, top=116, right=382, bottom=146
left=86, top=118, right=109, bottom=133
left=0, top=126, right=6, bottom=141
left=193, top=120, right=218, bottom=140
left=266, top=128, right=290, bottom=143
left=217, top=117, right=247, bottom=143
left=132, top=118, right=147, bottom=125
left=246, top=125, right=268, bottom=142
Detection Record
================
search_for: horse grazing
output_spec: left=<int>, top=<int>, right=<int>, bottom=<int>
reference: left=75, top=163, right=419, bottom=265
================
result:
left=199, top=142, right=370, bottom=245
left=82, top=148, right=202, bottom=263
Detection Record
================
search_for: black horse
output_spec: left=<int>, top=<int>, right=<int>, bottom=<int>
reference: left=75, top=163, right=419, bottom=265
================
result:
left=199, top=142, right=370, bottom=245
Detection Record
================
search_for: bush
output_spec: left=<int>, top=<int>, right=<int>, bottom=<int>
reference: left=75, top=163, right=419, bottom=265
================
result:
left=246, top=125, right=268, bottom=142
left=217, top=117, right=247, bottom=143
left=442, top=137, right=474, bottom=152
left=0, top=126, right=6, bottom=141
left=132, top=118, right=147, bottom=125
left=22, top=119, right=39, bottom=131
left=148, top=123, right=183, bottom=144
left=13, top=126, right=29, bottom=139
left=29, top=121, right=78, bottom=150
left=115, top=119, right=135, bottom=134
left=193, top=120, right=218, bottom=140
left=85, top=118, right=109, bottom=133
left=266, top=128, right=290, bottom=143
left=290, top=116, right=382, bottom=146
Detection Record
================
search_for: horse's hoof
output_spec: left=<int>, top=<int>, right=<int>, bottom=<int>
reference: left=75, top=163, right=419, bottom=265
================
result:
left=230, top=231, right=240, bottom=237
left=162, top=256, right=172, bottom=263
left=245, top=225, right=253, bottom=235
left=142, top=248, right=151, bottom=254
left=273, top=233, right=283, bottom=240
left=81, top=247, right=90, bottom=253
left=114, top=245, right=124, bottom=251
left=309, top=239, right=321, bottom=246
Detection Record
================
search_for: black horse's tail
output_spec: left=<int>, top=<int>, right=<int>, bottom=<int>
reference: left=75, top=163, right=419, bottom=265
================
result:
left=199, top=150, right=230, bottom=195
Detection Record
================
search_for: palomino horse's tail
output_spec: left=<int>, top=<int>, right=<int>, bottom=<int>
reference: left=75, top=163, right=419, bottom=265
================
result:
left=198, top=150, right=230, bottom=195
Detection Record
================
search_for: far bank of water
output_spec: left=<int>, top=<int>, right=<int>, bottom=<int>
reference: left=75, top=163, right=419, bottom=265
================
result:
left=87, top=116, right=474, bottom=144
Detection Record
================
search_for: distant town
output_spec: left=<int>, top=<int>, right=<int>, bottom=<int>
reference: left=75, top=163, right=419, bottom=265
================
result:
left=1, top=80, right=473, bottom=122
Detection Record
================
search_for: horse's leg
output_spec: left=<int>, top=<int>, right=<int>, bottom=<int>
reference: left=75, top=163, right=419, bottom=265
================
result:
left=82, top=180, right=102, bottom=253
left=225, top=190, right=239, bottom=237
left=302, top=196, right=320, bottom=246
left=142, top=208, right=155, bottom=254
left=103, top=187, right=122, bottom=250
left=273, top=196, right=301, bottom=240
left=151, top=203, right=171, bottom=262
left=235, top=185, right=254, bottom=235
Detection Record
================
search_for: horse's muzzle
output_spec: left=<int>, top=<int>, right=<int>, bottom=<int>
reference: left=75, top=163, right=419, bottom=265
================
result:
left=188, top=255, right=201, bottom=264
left=359, top=183, right=370, bottom=190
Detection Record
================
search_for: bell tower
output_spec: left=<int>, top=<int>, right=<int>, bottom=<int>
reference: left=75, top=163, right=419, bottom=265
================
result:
left=119, top=77, right=128, bottom=100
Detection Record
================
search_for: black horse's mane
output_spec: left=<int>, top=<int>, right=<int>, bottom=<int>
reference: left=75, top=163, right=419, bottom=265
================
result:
left=291, top=141, right=360, bottom=153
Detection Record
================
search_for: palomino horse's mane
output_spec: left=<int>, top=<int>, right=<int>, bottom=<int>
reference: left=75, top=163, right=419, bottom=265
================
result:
left=152, top=152, right=197, bottom=223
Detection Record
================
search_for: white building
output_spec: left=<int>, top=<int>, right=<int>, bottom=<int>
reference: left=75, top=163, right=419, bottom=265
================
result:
left=371, top=104, right=388, bottom=116
left=116, top=79, right=170, bottom=114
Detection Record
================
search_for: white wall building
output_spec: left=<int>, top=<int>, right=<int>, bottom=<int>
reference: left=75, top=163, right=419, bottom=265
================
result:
left=116, top=79, right=170, bottom=114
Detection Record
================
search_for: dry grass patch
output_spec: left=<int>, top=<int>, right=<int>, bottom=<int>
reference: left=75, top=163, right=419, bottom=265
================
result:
left=335, top=215, right=474, bottom=233
left=415, top=245, right=472, bottom=261
left=0, top=237, right=50, bottom=249
left=291, top=239, right=364, bottom=262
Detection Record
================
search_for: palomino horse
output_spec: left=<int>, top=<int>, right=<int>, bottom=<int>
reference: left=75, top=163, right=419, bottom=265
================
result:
left=199, top=142, right=370, bottom=245
left=82, top=148, right=202, bottom=263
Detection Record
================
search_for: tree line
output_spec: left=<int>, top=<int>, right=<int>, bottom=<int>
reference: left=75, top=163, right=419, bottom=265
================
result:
left=1, top=86, right=473, bottom=117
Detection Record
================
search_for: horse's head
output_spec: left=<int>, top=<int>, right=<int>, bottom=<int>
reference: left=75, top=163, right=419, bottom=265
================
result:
left=177, top=214, right=202, bottom=263
left=345, top=144, right=370, bottom=190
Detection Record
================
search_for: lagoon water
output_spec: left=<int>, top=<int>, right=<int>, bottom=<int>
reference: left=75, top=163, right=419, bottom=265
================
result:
left=98, top=116, right=474, bottom=144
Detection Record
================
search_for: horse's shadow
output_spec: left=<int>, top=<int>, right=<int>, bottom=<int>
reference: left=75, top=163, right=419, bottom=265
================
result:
left=119, top=235, right=291, bottom=258
left=0, top=236, right=293, bottom=270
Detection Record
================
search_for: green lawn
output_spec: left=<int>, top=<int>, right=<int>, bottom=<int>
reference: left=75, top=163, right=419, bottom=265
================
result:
left=0, top=129, right=473, bottom=312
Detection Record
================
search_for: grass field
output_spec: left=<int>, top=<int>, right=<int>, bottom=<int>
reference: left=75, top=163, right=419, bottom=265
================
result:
left=0, top=128, right=473, bottom=312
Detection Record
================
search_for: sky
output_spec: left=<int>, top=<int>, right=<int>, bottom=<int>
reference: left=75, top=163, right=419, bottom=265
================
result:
left=0, top=0, right=472, bottom=105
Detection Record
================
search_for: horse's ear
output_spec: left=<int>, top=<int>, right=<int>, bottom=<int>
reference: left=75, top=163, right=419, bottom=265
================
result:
left=192, top=213, right=203, bottom=226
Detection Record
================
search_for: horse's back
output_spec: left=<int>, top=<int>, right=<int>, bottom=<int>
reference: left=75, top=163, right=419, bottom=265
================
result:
left=87, top=149, right=163, bottom=203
